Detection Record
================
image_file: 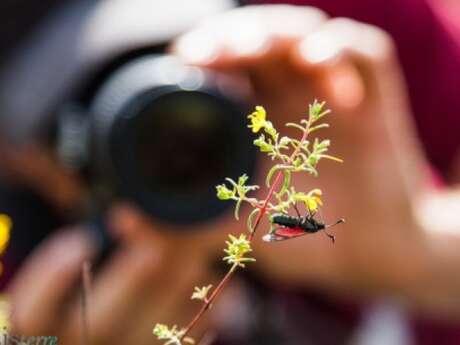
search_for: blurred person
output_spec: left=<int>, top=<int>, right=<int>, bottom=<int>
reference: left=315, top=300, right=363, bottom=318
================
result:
left=2, top=1, right=460, bottom=345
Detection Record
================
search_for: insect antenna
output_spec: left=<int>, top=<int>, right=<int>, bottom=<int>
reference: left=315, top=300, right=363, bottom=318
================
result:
left=317, top=206, right=344, bottom=244
left=323, top=219, right=345, bottom=243
left=326, top=219, right=345, bottom=228
left=323, top=231, right=335, bottom=243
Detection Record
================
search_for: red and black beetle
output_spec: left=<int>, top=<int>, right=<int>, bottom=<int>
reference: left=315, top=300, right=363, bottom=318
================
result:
left=263, top=213, right=344, bottom=243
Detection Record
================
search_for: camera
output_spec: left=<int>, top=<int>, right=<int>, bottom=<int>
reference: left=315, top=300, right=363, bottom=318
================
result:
left=0, top=0, right=256, bottom=231
left=54, top=54, right=256, bottom=225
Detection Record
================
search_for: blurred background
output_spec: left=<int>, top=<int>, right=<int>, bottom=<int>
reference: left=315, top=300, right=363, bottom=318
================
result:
left=1, top=0, right=460, bottom=345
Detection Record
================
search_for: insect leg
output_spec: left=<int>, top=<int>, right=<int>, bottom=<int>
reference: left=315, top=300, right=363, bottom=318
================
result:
left=322, top=229, right=335, bottom=244
left=323, top=219, right=345, bottom=244
left=293, top=203, right=302, bottom=218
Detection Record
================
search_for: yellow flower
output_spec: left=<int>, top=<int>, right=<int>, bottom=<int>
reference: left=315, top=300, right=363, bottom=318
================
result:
left=0, top=215, right=11, bottom=254
left=247, top=106, right=267, bottom=133
left=294, top=189, right=323, bottom=212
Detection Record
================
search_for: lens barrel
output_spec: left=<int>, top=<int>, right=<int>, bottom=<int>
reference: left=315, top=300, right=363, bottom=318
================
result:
left=88, top=55, right=256, bottom=225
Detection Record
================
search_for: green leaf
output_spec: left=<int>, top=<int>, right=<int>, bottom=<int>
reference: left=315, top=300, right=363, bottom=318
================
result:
left=266, top=164, right=283, bottom=187
left=225, top=177, right=238, bottom=188
left=246, top=208, right=260, bottom=233
left=299, top=142, right=311, bottom=155
left=216, top=184, right=234, bottom=200
left=309, top=123, right=329, bottom=133
left=285, top=122, right=305, bottom=132
left=254, top=134, right=273, bottom=153
left=222, top=234, right=255, bottom=267
left=297, top=152, right=309, bottom=164
left=238, top=174, right=249, bottom=186
left=309, top=99, right=324, bottom=116
left=317, top=139, right=331, bottom=152
left=276, top=169, right=291, bottom=197
left=309, top=100, right=330, bottom=122
left=234, top=199, right=242, bottom=220
left=321, top=154, right=344, bottom=163
left=263, top=121, right=278, bottom=140
left=279, top=136, right=291, bottom=147
left=293, top=157, right=303, bottom=168
left=304, top=165, right=318, bottom=176
left=240, top=257, right=256, bottom=263
left=153, top=324, right=184, bottom=343
left=191, top=285, right=213, bottom=301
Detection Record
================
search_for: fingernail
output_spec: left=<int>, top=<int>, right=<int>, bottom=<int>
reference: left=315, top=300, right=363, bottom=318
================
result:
left=227, top=21, right=270, bottom=57
left=174, top=29, right=219, bottom=64
left=299, top=33, right=341, bottom=64
left=326, top=63, right=365, bottom=110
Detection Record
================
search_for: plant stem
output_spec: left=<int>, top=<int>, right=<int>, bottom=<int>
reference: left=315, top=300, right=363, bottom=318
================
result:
left=248, top=171, right=283, bottom=241
left=182, top=264, right=237, bottom=339
left=290, top=120, right=311, bottom=163
left=180, top=169, right=286, bottom=341
left=81, top=261, right=92, bottom=345
left=182, top=167, right=285, bottom=340
left=180, top=121, right=311, bottom=341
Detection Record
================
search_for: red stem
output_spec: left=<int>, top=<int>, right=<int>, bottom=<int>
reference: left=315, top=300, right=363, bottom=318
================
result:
left=248, top=171, right=284, bottom=241
left=181, top=124, right=310, bottom=340
left=182, top=265, right=236, bottom=338
left=182, top=170, right=284, bottom=339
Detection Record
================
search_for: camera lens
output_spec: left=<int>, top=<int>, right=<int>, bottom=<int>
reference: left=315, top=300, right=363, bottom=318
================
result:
left=90, top=55, right=256, bottom=225
left=133, top=90, right=235, bottom=195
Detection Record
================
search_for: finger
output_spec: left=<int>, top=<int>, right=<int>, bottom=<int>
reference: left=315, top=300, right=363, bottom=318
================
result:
left=292, top=18, right=397, bottom=112
left=58, top=234, right=163, bottom=344
left=58, top=205, right=179, bottom=343
left=8, top=229, right=94, bottom=335
left=117, top=256, right=208, bottom=345
left=173, top=5, right=327, bottom=68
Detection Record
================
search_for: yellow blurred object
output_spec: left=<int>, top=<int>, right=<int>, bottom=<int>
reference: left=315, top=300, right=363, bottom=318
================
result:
left=0, top=295, right=10, bottom=332
left=0, top=215, right=11, bottom=255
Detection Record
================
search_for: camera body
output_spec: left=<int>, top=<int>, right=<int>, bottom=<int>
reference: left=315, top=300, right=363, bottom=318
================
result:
left=0, top=0, right=257, bottom=227
left=55, top=54, right=256, bottom=225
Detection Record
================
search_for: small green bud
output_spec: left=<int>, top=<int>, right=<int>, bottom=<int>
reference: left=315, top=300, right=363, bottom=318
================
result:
left=293, top=157, right=303, bottom=167
left=223, top=234, right=255, bottom=268
left=254, top=135, right=273, bottom=152
left=191, top=285, right=213, bottom=301
left=153, top=323, right=183, bottom=341
left=310, top=100, right=324, bottom=117
left=308, top=154, right=319, bottom=166
left=279, top=136, right=290, bottom=147
left=263, top=121, right=278, bottom=139
left=317, top=139, right=330, bottom=150
left=153, top=324, right=170, bottom=338
left=238, top=174, right=249, bottom=186
left=216, top=184, right=233, bottom=200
